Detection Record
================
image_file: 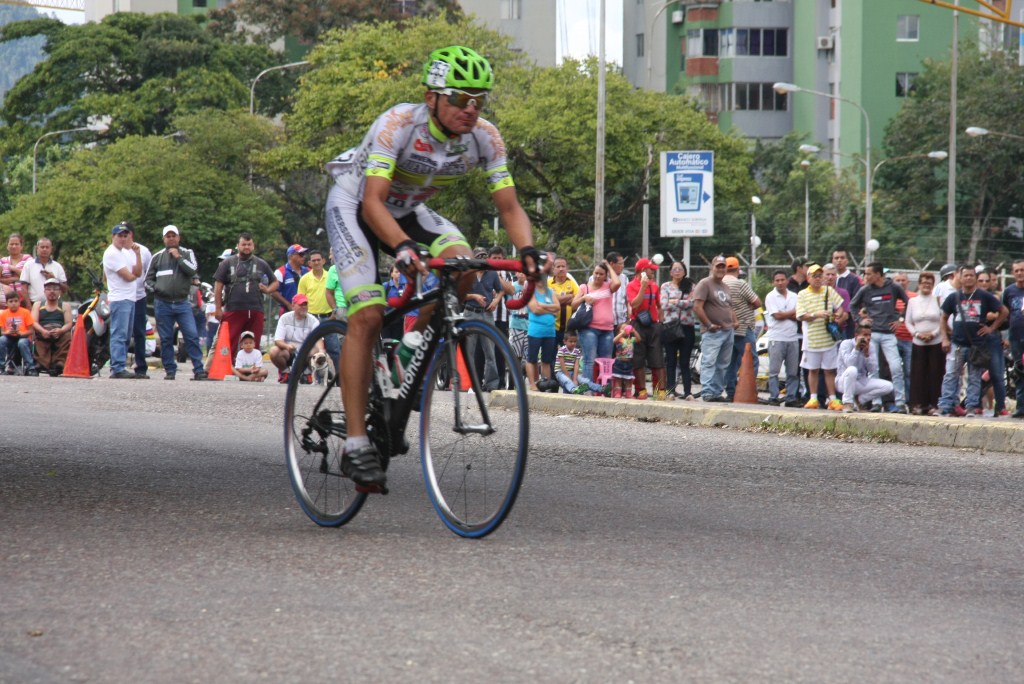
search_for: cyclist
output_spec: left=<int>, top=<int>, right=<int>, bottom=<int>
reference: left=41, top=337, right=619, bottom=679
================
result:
left=324, top=45, right=542, bottom=490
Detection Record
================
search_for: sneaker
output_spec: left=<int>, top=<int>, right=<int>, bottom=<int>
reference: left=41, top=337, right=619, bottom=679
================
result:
left=952, top=405, right=967, bottom=417
left=767, top=397, right=782, bottom=406
left=4, top=363, right=15, bottom=376
left=25, top=368, right=39, bottom=376
left=278, top=371, right=289, bottom=384
left=164, top=372, right=176, bottom=380
left=110, top=370, right=136, bottom=379
left=1012, top=410, right=1024, bottom=419
left=966, top=407, right=983, bottom=418
left=636, top=390, right=648, bottom=400
left=340, top=444, right=387, bottom=488
left=887, top=403, right=909, bottom=414
left=299, top=373, right=312, bottom=384
left=783, top=399, right=802, bottom=408
left=134, top=371, right=150, bottom=379
left=827, top=399, right=843, bottom=411
left=572, top=384, right=589, bottom=395
left=611, top=388, right=623, bottom=399
left=193, top=370, right=208, bottom=381
left=842, top=402, right=856, bottom=413
left=997, top=408, right=1009, bottom=417
left=803, top=397, right=820, bottom=410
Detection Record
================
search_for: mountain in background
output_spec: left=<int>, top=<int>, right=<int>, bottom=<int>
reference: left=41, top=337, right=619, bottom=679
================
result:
left=0, top=3, right=45, bottom=113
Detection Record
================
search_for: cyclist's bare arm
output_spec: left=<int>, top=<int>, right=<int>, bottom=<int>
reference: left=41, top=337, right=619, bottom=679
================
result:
left=492, top=186, right=538, bottom=274
left=362, top=176, right=430, bottom=276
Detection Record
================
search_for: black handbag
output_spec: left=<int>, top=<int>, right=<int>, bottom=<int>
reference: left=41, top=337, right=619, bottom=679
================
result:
left=968, top=343, right=992, bottom=369
left=661, top=320, right=685, bottom=344
left=635, top=309, right=654, bottom=328
left=567, top=302, right=593, bottom=331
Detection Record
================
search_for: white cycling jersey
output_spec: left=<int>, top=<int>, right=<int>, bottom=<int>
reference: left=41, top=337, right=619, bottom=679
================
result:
left=327, top=102, right=514, bottom=216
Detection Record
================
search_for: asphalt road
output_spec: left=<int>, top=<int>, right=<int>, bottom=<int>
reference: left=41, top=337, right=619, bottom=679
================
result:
left=1, top=377, right=1022, bottom=683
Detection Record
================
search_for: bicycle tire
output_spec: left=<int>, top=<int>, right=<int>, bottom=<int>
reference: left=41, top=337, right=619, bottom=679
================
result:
left=420, top=319, right=529, bottom=538
left=283, top=319, right=367, bottom=526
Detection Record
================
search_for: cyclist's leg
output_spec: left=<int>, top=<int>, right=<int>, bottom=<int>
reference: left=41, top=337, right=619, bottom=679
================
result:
left=325, top=187, right=388, bottom=486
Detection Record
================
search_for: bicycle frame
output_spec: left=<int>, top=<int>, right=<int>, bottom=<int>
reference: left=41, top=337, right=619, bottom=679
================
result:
left=375, top=257, right=534, bottom=457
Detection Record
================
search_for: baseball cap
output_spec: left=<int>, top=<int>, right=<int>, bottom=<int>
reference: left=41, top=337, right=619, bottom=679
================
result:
left=725, top=256, right=741, bottom=270
left=473, top=248, right=488, bottom=258
left=239, top=330, right=255, bottom=340
left=791, top=257, right=807, bottom=270
left=287, top=244, right=307, bottom=257
left=162, top=225, right=179, bottom=236
left=291, top=293, right=309, bottom=305
left=43, top=277, right=61, bottom=286
left=711, top=255, right=727, bottom=267
left=807, top=263, right=824, bottom=275
left=635, top=258, right=658, bottom=271
left=111, top=223, right=131, bottom=235
left=217, top=248, right=234, bottom=260
left=939, top=263, right=957, bottom=279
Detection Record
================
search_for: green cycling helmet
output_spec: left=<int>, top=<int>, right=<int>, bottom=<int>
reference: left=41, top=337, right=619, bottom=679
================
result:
left=422, top=46, right=494, bottom=91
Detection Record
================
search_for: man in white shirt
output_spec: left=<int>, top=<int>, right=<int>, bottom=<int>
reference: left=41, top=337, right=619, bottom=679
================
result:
left=764, top=270, right=801, bottom=406
left=123, top=224, right=152, bottom=378
left=269, top=293, right=322, bottom=383
left=20, top=237, right=67, bottom=305
left=102, top=223, right=143, bottom=378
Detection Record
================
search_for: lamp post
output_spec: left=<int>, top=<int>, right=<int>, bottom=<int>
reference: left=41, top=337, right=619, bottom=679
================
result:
left=966, top=126, right=1024, bottom=142
left=774, top=82, right=873, bottom=261
left=645, top=1, right=683, bottom=89
left=865, top=150, right=948, bottom=260
left=33, top=121, right=110, bottom=194
left=750, top=196, right=762, bottom=273
left=249, top=61, right=310, bottom=116
left=798, top=144, right=820, bottom=259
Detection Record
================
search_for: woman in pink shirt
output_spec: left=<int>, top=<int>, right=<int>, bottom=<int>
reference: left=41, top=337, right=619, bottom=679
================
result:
left=571, top=261, right=621, bottom=390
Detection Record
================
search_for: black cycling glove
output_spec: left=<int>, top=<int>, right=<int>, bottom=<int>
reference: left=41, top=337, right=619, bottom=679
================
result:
left=519, top=245, right=541, bottom=278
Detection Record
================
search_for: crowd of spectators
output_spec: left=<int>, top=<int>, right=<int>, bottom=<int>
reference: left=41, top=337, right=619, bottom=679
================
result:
left=3, top=227, right=1023, bottom=420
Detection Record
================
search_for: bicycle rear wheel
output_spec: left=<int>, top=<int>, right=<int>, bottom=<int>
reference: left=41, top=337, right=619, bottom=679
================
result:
left=283, top=320, right=367, bottom=526
left=420, top=319, right=529, bottom=538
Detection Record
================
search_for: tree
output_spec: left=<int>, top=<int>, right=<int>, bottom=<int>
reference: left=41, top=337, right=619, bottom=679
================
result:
left=261, top=14, right=757, bottom=256
left=0, top=114, right=283, bottom=295
left=882, top=43, right=1024, bottom=266
left=207, top=0, right=463, bottom=46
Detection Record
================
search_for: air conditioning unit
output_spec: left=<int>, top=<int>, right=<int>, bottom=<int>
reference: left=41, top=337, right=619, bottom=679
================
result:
left=816, top=35, right=834, bottom=50
left=671, top=10, right=684, bottom=25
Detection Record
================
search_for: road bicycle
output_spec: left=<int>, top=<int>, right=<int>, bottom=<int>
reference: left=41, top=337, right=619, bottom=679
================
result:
left=284, top=256, right=536, bottom=538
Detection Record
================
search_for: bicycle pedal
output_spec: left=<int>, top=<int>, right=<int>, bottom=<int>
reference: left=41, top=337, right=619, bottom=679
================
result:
left=355, top=483, right=389, bottom=495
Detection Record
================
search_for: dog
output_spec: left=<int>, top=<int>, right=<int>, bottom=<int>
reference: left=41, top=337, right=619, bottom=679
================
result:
left=309, top=351, right=336, bottom=385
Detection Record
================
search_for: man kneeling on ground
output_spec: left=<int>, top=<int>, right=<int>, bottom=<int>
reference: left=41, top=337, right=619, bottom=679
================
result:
left=269, top=293, right=321, bottom=383
left=836, top=323, right=893, bottom=412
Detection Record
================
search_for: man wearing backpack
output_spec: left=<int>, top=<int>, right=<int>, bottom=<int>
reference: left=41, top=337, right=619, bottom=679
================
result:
left=213, top=232, right=278, bottom=358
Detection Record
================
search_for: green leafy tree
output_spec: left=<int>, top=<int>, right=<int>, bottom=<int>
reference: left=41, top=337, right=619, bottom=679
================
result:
left=0, top=119, right=282, bottom=295
left=207, top=0, right=463, bottom=45
left=882, top=43, right=1024, bottom=266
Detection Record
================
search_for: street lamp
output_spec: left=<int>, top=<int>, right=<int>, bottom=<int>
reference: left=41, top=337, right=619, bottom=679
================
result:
left=33, top=121, right=110, bottom=194
left=645, top=1, right=684, bottom=89
left=750, top=196, right=762, bottom=272
left=865, top=150, right=948, bottom=260
left=798, top=144, right=820, bottom=258
left=966, top=126, right=1024, bottom=142
left=249, top=60, right=311, bottom=116
left=774, top=82, right=873, bottom=261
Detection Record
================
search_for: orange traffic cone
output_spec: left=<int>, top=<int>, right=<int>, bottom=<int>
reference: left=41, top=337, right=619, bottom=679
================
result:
left=733, top=341, right=758, bottom=404
left=207, top=321, right=233, bottom=380
left=61, top=317, right=92, bottom=379
left=454, top=345, right=472, bottom=391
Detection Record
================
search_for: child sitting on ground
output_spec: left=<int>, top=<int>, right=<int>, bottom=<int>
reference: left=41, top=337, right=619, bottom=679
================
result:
left=611, top=324, right=639, bottom=399
left=554, top=330, right=588, bottom=394
left=233, top=330, right=268, bottom=382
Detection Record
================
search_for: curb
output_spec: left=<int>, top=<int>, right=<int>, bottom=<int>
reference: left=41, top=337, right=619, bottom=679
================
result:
left=491, top=392, right=1024, bottom=455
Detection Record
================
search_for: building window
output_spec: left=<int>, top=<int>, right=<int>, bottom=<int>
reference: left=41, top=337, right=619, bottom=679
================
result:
left=686, top=29, right=719, bottom=57
left=727, top=83, right=788, bottom=112
left=193, top=0, right=207, bottom=6
left=500, top=0, right=521, bottom=20
left=636, top=33, right=645, bottom=58
left=897, top=15, right=919, bottom=41
left=896, top=72, right=918, bottom=97
left=719, top=28, right=787, bottom=57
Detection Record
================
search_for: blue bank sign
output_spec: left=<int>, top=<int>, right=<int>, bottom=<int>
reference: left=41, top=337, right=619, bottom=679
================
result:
left=660, top=151, right=714, bottom=237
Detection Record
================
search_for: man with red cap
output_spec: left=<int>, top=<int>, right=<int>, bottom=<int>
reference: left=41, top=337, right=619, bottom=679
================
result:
left=269, top=292, right=321, bottom=383
left=626, top=257, right=667, bottom=400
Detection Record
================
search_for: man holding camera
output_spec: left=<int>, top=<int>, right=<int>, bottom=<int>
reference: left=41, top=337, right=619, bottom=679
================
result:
left=835, top=323, right=893, bottom=412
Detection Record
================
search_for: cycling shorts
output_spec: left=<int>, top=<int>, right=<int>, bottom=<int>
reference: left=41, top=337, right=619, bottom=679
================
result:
left=324, top=184, right=470, bottom=316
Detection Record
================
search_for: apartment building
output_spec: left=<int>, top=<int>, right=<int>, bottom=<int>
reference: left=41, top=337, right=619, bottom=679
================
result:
left=459, top=0, right=557, bottom=67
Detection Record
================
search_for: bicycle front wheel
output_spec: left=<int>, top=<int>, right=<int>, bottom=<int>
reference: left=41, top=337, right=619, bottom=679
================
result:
left=420, top=319, right=528, bottom=538
left=283, top=320, right=367, bottom=526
